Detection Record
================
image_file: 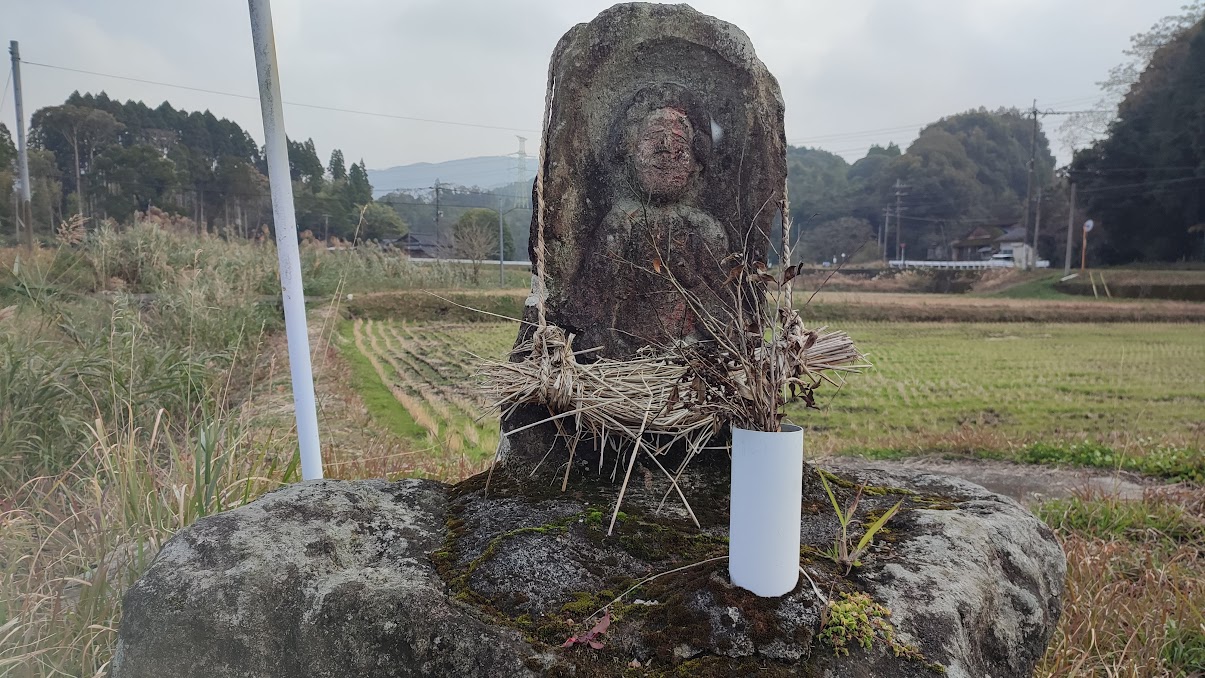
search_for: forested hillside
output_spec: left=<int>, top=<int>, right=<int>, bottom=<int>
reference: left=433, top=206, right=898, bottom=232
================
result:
left=786, top=108, right=1058, bottom=263
left=1072, top=16, right=1205, bottom=263
left=2, top=1, right=1203, bottom=267
left=0, top=92, right=391, bottom=242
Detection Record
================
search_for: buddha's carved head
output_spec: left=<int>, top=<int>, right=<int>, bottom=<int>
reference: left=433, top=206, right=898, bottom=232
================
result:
left=630, top=107, right=699, bottom=200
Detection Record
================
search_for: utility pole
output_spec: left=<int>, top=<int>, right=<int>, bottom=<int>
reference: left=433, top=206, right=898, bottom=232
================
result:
left=893, top=179, right=907, bottom=264
left=881, top=207, right=889, bottom=261
left=10, top=41, right=33, bottom=251
left=1032, top=187, right=1042, bottom=268
left=512, top=136, right=527, bottom=211
left=1063, top=181, right=1076, bottom=276
left=498, top=195, right=506, bottom=286
left=1022, top=100, right=1039, bottom=270
left=323, top=214, right=329, bottom=241
left=1014, top=102, right=1111, bottom=271
left=434, top=178, right=442, bottom=235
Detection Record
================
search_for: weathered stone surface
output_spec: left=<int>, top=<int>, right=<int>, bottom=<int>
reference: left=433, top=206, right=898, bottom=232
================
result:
left=110, top=480, right=552, bottom=678
left=502, top=2, right=788, bottom=475
left=523, top=2, right=786, bottom=357
left=113, top=464, right=1065, bottom=677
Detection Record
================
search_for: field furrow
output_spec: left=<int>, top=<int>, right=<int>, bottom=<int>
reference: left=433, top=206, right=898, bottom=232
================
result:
left=345, top=318, right=499, bottom=464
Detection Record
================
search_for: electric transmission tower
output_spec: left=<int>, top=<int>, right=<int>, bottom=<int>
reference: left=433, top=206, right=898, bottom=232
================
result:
left=511, top=136, right=529, bottom=210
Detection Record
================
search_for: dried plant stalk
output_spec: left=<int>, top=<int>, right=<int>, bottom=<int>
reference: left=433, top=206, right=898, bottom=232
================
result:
left=479, top=247, right=869, bottom=526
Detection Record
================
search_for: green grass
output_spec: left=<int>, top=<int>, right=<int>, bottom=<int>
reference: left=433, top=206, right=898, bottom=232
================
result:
left=336, top=319, right=429, bottom=441
left=1017, top=441, right=1203, bottom=483
left=346, top=290, right=526, bottom=322
left=1037, top=493, right=1203, bottom=544
left=793, top=322, right=1204, bottom=463
left=980, top=273, right=1071, bottom=300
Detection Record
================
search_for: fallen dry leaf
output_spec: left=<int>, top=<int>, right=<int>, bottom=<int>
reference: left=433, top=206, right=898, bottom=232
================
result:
left=562, top=610, right=611, bottom=650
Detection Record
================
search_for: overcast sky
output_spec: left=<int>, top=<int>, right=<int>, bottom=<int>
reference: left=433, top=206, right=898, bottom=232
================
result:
left=1, top=0, right=1185, bottom=173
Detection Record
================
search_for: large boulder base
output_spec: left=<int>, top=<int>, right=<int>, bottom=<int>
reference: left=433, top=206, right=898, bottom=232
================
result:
left=113, top=464, right=1064, bottom=677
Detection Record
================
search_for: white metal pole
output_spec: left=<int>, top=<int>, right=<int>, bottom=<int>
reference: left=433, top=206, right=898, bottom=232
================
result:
left=248, top=0, right=323, bottom=480
left=10, top=41, right=33, bottom=250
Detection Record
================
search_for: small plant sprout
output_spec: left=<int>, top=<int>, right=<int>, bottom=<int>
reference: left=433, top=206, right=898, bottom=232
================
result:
left=819, top=473, right=902, bottom=575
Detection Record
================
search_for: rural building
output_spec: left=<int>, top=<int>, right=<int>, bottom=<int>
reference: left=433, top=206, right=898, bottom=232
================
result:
left=950, top=223, right=1033, bottom=265
left=386, top=232, right=444, bottom=258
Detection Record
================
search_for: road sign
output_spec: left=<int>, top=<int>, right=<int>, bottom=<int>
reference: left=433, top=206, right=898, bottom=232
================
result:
left=1083, top=219, right=1094, bottom=233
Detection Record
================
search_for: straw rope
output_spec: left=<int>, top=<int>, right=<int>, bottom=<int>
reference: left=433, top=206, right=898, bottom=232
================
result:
left=532, top=63, right=555, bottom=330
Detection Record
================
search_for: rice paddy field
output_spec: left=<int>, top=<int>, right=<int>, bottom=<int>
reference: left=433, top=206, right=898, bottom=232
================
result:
left=340, top=318, right=1205, bottom=482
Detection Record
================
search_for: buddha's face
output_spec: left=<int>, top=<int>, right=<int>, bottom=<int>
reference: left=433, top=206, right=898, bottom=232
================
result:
left=632, top=108, right=697, bottom=199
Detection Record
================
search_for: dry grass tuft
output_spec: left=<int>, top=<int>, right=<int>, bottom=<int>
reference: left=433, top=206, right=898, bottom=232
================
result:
left=1037, top=488, right=1205, bottom=677
left=0, top=407, right=298, bottom=676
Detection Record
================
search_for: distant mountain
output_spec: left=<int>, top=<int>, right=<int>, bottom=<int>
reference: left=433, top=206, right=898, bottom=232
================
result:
left=367, top=156, right=536, bottom=197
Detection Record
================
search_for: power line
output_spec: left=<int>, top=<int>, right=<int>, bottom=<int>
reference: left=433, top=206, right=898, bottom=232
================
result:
left=1071, top=165, right=1202, bottom=174
left=21, top=55, right=927, bottom=163
left=1042, top=93, right=1105, bottom=107
left=22, top=60, right=541, bottom=134
left=897, top=214, right=1021, bottom=224
left=1076, top=175, right=1204, bottom=194
left=0, top=66, right=11, bottom=117
left=788, top=122, right=928, bottom=145
left=1039, top=109, right=1112, bottom=116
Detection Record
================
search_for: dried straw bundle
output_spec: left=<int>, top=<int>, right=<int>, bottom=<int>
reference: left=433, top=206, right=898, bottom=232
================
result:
left=481, top=308, right=865, bottom=449
left=480, top=264, right=868, bottom=534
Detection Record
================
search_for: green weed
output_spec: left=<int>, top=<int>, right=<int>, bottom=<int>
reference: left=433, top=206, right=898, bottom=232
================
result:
left=818, top=473, right=902, bottom=574
left=1163, top=618, right=1205, bottom=672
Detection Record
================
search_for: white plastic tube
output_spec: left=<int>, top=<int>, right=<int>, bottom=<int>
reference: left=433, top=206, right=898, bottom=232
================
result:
left=729, top=425, right=803, bottom=596
left=248, top=0, right=323, bottom=481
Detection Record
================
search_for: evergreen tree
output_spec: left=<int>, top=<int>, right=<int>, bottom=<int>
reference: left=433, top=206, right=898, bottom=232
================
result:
left=287, top=137, right=324, bottom=188
left=346, top=160, right=373, bottom=206
left=0, top=123, right=15, bottom=169
left=328, top=149, right=347, bottom=181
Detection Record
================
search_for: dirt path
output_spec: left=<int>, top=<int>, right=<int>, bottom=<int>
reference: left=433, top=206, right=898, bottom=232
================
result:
left=816, top=455, right=1150, bottom=506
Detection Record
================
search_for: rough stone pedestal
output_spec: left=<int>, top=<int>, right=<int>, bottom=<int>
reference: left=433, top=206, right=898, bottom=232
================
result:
left=112, top=464, right=1065, bottom=678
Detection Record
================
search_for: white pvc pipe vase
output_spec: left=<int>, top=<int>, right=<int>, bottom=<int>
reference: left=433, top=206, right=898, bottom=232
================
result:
left=729, top=425, right=803, bottom=597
